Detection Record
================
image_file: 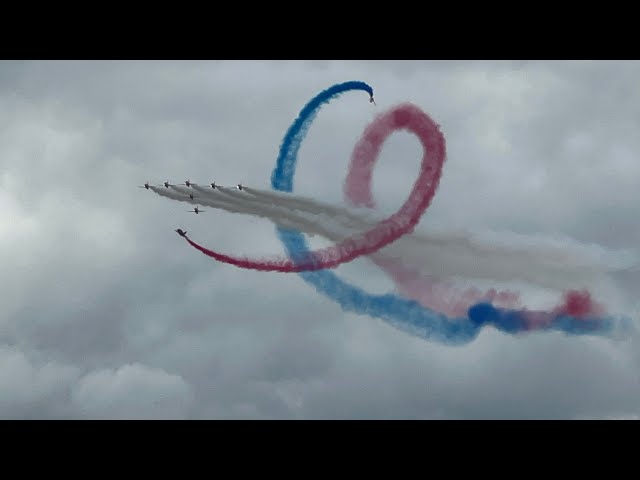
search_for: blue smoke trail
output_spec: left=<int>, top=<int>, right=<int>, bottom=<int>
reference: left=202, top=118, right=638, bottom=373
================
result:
left=270, top=81, right=633, bottom=343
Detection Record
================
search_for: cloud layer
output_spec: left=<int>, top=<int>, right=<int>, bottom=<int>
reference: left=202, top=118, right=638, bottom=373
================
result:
left=1, top=60, right=639, bottom=418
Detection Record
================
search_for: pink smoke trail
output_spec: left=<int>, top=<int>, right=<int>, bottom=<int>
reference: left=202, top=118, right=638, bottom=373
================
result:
left=343, top=109, right=608, bottom=319
left=374, top=256, right=521, bottom=317
left=343, top=122, right=521, bottom=316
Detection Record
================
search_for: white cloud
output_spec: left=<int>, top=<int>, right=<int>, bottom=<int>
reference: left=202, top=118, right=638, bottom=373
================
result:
left=71, top=363, right=194, bottom=419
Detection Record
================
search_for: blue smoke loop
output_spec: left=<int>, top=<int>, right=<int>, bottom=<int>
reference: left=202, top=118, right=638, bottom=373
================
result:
left=269, top=81, right=631, bottom=344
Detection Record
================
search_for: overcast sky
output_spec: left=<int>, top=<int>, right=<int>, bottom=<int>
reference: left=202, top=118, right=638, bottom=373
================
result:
left=1, top=60, right=639, bottom=419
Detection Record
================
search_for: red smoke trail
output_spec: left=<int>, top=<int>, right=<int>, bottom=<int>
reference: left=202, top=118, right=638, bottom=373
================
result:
left=183, top=103, right=446, bottom=273
left=554, top=289, right=604, bottom=318
left=510, top=290, right=606, bottom=331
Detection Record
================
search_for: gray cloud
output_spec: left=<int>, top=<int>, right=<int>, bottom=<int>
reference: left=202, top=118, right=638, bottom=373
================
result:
left=1, top=60, right=639, bottom=419
left=0, top=344, right=80, bottom=419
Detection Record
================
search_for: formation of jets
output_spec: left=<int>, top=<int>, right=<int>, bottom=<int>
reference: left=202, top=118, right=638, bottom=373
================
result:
left=139, top=179, right=246, bottom=193
left=140, top=179, right=248, bottom=237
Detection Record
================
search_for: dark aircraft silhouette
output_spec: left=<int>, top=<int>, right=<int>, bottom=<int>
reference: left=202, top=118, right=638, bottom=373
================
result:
left=188, top=207, right=205, bottom=214
left=175, top=228, right=187, bottom=237
left=369, top=95, right=376, bottom=105
left=210, top=182, right=218, bottom=189
left=138, top=182, right=150, bottom=190
left=183, top=179, right=195, bottom=187
left=236, top=183, right=244, bottom=190
left=162, top=181, right=173, bottom=188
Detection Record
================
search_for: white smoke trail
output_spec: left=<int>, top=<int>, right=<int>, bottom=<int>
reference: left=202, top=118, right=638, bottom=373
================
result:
left=150, top=183, right=638, bottom=291
left=222, top=186, right=639, bottom=282
left=152, top=185, right=338, bottom=237
left=242, top=186, right=378, bottom=227
left=242, top=187, right=637, bottom=272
